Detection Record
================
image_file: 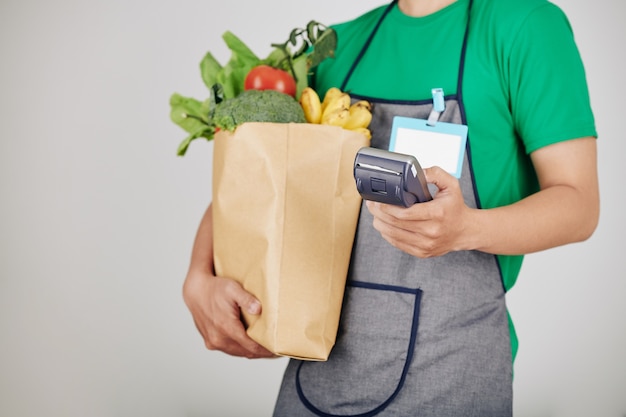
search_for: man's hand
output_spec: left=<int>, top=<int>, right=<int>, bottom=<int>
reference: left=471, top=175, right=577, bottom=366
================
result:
left=183, top=270, right=275, bottom=359
left=366, top=166, right=473, bottom=258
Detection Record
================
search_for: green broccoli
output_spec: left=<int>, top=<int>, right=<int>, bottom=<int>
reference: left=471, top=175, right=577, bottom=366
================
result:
left=213, top=89, right=306, bottom=132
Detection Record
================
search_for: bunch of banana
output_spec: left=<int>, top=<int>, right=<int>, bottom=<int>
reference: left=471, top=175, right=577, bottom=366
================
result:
left=299, top=87, right=372, bottom=139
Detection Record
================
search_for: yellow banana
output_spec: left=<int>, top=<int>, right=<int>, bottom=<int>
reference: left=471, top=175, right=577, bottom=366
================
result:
left=344, top=101, right=373, bottom=130
left=351, top=100, right=372, bottom=112
left=299, top=87, right=322, bottom=124
left=351, top=127, right=372, bottom=140
left=321, top=92, right=351, bottom=121
left=321, top=107, right=350, bottom=127
left=321, top=87, right=343, bottom=113
left=301, top=87, right=372, bottom=133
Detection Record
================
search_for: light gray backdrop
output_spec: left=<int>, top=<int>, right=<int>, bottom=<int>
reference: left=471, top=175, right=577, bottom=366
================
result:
left=0, top=0, right=623, bottom=416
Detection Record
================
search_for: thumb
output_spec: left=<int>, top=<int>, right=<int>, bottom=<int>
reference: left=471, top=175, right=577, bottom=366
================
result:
left=235, top=289, right=262, bottom=315
left=423, top=166, right=457, bottom=193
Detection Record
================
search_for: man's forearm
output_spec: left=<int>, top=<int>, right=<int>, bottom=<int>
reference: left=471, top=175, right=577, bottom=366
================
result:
left=466, top=184, right=599, bottom=255
left=463, top=137, right=599, bottom=256
left=187, top=203, right=215, bottom=276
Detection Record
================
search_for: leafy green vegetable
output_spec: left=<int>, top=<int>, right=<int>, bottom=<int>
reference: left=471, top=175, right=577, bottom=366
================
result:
left=266, top=21, right=337, bottom=97
left=199, top=31, right=262, bottom=100
left=169, top=94, right=215, bottom=156
left=170, top=94, right=207, bottom=130
left=306, top=28, right=337, bottom=69
left=199, top=52, right=222, bottom=91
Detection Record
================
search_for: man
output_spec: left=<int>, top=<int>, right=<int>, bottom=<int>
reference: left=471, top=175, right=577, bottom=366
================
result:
left=183, top=0, right=599, bottom=414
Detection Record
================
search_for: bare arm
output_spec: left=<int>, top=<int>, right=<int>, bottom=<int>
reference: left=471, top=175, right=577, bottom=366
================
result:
left=366, top=137, right=599, bottom=257
left=467, top=137, right=599, bottom=254
left=182, top=203, right=275, bottom=358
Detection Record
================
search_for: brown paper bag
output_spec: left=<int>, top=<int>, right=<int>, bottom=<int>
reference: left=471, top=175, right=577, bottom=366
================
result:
left=212, top=122, right=369, bottom=361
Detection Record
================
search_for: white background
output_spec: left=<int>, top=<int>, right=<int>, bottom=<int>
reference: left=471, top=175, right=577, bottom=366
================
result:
left=0, top=0, right=623, bottom=416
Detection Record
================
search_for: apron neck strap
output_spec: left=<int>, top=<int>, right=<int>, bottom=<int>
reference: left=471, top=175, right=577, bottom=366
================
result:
left=340, top=0, right=474, bottom=96
left=340, top=0, right=397, bottom=92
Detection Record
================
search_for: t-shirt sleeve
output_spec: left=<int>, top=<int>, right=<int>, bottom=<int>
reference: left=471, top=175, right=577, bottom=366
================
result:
left=508, top=3, right=597, bottom=154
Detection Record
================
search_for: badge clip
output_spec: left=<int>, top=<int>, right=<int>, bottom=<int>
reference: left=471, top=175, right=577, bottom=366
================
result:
left=427, top=88, right=445, bottom=126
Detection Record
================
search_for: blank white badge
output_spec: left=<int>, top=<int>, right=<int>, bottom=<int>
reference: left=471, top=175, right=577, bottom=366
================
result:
left=389, top=116, right=468, bottom=178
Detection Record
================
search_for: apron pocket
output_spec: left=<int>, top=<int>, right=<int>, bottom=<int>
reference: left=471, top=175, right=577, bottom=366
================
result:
left=296, top=280, right=422, bottom=417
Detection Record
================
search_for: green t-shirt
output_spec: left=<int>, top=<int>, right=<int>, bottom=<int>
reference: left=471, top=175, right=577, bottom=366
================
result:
left=314, top=0, right=596, bottom=360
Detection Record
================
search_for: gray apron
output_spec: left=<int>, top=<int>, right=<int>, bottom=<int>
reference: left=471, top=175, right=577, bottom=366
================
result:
left=273, top=1, right=513, bottom=415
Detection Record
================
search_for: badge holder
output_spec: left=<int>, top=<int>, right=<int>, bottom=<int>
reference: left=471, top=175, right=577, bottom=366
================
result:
left=388, top=88, right=468, bottom=179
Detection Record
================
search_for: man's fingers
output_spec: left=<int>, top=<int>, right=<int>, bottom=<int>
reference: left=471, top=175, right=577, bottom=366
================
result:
left=222, top=279, right=262, bottom=316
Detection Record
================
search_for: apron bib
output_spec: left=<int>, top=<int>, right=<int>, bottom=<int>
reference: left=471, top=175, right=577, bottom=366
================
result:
left=274, top=1, right=513, bottom=415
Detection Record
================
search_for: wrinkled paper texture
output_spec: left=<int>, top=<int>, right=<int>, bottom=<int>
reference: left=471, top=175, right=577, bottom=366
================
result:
left=212, top=122, right=369, bottom=360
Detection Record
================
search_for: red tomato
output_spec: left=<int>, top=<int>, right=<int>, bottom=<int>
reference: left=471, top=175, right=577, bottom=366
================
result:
left=244, top=65, right=297, bottom=97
